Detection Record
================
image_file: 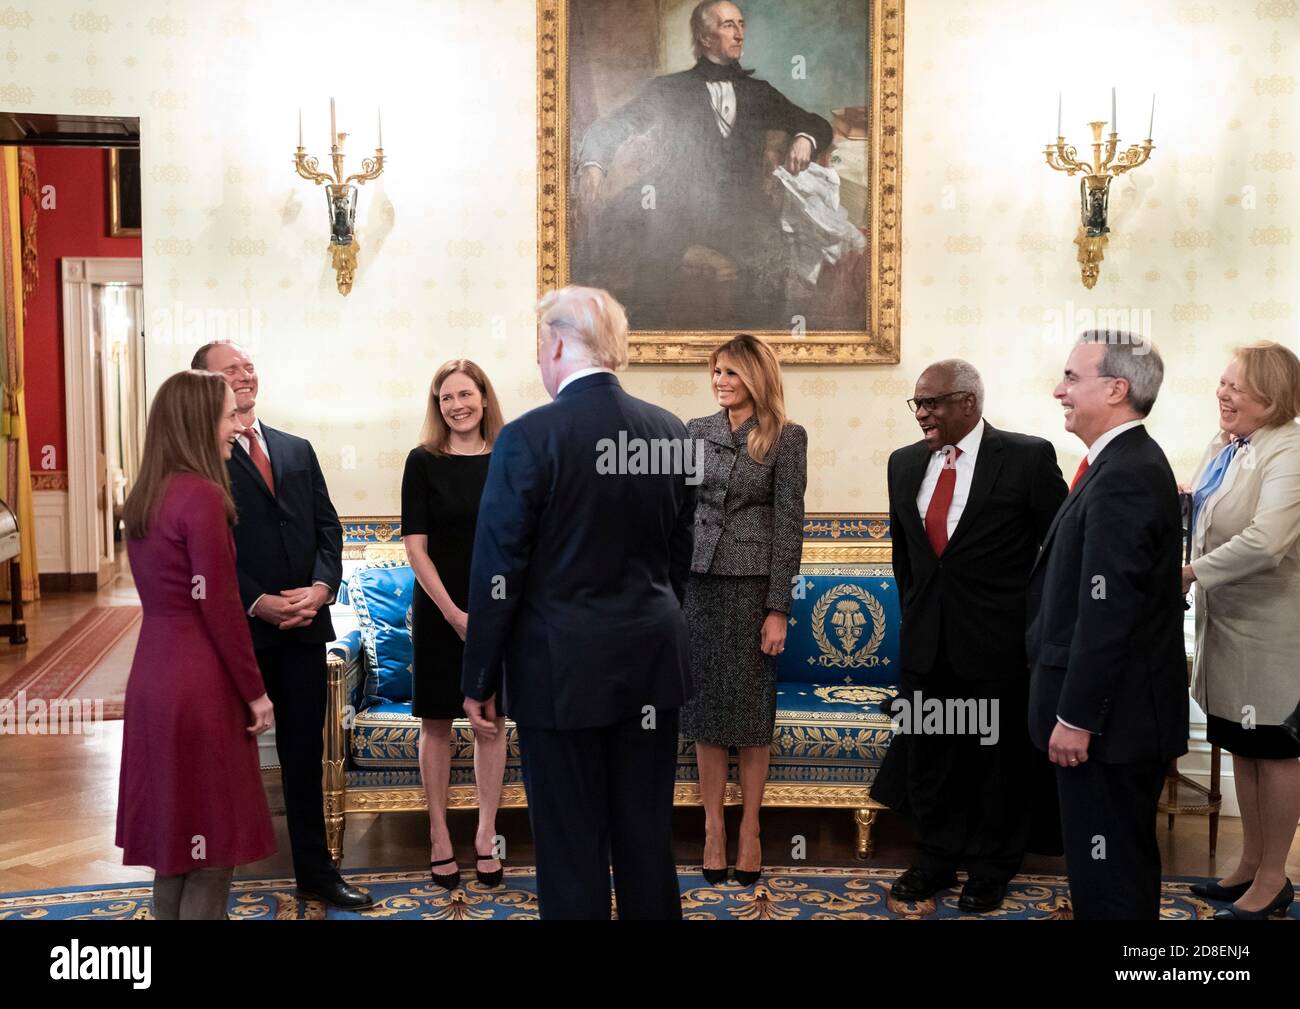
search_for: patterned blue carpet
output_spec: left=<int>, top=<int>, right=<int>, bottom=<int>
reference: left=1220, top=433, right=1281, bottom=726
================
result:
left=3, top=867, right=1294, bottom=920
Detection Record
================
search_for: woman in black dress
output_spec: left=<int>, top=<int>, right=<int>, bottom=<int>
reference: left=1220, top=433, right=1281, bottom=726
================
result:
left=401, top=359, right=506, bottom=889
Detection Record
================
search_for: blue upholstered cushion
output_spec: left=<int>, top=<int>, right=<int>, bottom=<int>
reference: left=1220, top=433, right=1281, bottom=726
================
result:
left=347, top=562, right=416, bottom=705
left=776, top=565, right=899, bottom=687
left=342, top=560, right=902, bottom=787
left=351, top=685, right=897, bottom=786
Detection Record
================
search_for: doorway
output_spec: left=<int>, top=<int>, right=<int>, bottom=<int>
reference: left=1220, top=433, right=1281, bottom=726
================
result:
left=0, top=113, right=144, bottom=591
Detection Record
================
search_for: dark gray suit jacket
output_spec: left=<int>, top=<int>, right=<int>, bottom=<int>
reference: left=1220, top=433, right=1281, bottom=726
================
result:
left=687, top=411, right=807, bottom=614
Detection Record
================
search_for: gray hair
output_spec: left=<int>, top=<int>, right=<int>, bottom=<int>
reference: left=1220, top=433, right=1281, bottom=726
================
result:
left=690, top=1, right=733, bottom=60
left=536, top=286, right=629, bottom=370
left=1076, top=330, right=1164, bottom=416
left=927, top=358, right=984, bottom=412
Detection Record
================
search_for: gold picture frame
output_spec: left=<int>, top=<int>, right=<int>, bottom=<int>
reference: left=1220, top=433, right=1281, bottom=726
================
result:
left=107, top=148, right=141, bottom=238
left=537, top=0, right=903, bottom=364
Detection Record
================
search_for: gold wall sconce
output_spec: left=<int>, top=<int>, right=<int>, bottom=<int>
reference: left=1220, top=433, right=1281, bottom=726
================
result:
left=1044, top=90, right=1155, bottom=288
left=293, top=98, right=385, bottom=295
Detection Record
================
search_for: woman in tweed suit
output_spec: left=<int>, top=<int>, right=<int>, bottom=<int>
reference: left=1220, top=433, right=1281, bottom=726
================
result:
left=1184, top=341, right=1300, bottom=919
left=683, top=334, right=807, bottom=885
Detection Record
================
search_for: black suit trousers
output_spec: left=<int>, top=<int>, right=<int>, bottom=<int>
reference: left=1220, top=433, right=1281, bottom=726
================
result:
left=517, top=709, right=681, bottom=920
left=1056, top=758, right=1167, bottom=920
left=256, top=641, right=333, bottom=885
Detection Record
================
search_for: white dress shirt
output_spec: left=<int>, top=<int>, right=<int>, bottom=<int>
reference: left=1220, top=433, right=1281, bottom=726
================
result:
left=237, top=417, right=269, bottom=462
left=915, top=418, right=985, bottom=538
left=1085, top=419, right=1143, bottom=465
left=557, top=366, right=615, bottom=394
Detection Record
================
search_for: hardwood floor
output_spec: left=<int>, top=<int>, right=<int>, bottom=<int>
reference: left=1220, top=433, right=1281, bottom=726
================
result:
left=3, top=572, right=1297, bottom=893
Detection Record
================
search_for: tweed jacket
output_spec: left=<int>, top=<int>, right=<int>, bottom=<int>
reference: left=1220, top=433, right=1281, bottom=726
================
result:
left=687, top=410, right=807, bottom=613
left=1190, top=421, right=1300, bottom=726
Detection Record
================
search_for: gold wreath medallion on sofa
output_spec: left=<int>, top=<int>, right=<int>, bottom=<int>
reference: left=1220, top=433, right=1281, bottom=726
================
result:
left=811, top=584, right=886, bottom=668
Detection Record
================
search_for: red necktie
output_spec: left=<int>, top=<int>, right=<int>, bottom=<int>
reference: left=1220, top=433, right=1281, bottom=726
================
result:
left=1070, top=456, right=1089, bottom=491
left=246, top=431, right=275, bottom=496
left=924, top=446, right=962, bottom=556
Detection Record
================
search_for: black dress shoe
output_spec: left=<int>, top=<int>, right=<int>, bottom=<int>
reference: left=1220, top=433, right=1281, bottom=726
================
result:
left=701, top=865, right=729, bottom=885
left=1191, top=879, right=1252, bottom=902
left=475, top=853, right=504, bottom=888
left=430, top=856, right=461, bottom=891
left=297, top=877, right=375, bottom=910
left=890, top=867, right=958, bottom=902
left=733, top=866, right=762, bottom=886
left=1214, top=879, right=1294, bottom=920
left=958, top=877, right=1006, bottom=913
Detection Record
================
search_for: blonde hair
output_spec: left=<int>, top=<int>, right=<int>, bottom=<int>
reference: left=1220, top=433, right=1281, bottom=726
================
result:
left=1234, top=340, right=1300, bottom=428
left=536, top=286, right=629, bottom=371
left=124, top=370, right=236, bottom=539
left=420, top=359, right=505, bottom=456
left=709, top=334, right=788, bottom=463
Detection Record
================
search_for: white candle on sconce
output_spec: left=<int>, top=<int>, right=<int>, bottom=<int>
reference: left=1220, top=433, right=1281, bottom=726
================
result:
left=378, top=107, right=383, bottom=149
left=1111, top=86, right=1117, bottom=135
left=1057, top=91, right=1062, bottom=136
left=298, top=107, right=303, bottom=148
left=330, top=96, right=338, bottom=148
left=1148, top=93, right=1155, bottom=139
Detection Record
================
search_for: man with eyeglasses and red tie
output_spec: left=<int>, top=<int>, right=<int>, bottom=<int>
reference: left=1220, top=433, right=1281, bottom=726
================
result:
left=874, top=359, right=1067, bottom=913
left=1025, top=332, right=1189, bottom=920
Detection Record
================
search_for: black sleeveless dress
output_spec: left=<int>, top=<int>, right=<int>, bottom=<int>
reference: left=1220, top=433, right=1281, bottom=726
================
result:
left=399, top=447, right=491, bottom=719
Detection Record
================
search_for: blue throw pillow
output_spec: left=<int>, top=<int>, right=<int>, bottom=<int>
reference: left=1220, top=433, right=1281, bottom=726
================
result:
left=347, top=561, right=416, bottom=706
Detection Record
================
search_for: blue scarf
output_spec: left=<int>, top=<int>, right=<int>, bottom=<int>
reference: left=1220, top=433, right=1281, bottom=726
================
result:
left=1192, top=436, right=1250, bottom=535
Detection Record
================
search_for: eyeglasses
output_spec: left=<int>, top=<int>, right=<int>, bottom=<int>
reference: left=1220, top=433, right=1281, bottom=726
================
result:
left=906, top=390, right=973, bottom=413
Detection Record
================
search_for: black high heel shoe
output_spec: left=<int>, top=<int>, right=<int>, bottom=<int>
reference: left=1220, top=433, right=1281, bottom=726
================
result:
left=1191, top=878, right=1252, bottom=902
left=702, top=865, right=728, bottom=885
left=475, top=853, right=504, bottom=887
left=430, top=856, right=460, bottom=891
left=1214, top=879, right=1293, bottom=919
left=734, top=832, right=762, bottom=885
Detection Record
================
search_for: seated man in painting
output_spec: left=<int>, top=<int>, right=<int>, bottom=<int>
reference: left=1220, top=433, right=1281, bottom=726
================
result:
left=574, top=0, right=833, bottom=331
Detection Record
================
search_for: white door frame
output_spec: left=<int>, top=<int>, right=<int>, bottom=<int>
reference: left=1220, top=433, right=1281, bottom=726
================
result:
left=60, top=257, right=144, bottom=578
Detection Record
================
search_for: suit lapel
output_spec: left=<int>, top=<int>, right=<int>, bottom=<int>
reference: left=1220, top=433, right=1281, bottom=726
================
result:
left=261, top=423, right=285, bottom=496
left=894, top=442, right=931, bottom=547
left=232, top=432, right=275, bottom=501
left=700, top=410, right=735, bottom=450
left=946, top=423, right=1003, bottom=552
left=1031, top=427, right=1144, bottom=573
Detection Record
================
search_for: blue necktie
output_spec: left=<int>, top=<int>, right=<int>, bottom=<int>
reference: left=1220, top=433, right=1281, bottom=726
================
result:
left=1192, top=437, right=1249, bottom=534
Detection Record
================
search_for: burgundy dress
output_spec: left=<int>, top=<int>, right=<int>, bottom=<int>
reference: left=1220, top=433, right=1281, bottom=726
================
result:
left=116, top=474, right=276, bottom=874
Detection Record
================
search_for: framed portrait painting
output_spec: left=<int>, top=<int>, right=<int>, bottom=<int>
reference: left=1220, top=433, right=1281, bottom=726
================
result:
left=538, top=0, right=903, bottom=364
left=108, top=148, right=141, bottom=238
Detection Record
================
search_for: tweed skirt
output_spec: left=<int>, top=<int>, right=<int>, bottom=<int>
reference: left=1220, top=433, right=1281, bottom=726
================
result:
left=680, top=573, right=778, bottom=748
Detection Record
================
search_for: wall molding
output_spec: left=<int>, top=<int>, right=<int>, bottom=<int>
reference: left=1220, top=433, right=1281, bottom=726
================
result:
left=31, top=470, right=68, bottom=492
left=60, top=257, right=143, bottom=578
left=33, top=488, right=69, bottom=575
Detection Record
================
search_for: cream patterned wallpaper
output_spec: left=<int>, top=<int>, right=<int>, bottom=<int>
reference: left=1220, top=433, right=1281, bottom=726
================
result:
left=7, top=0, right=1298, bottom=515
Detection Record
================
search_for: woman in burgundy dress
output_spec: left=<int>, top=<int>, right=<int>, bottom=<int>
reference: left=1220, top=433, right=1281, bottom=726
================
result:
left=118, top=370, right=276, bottom=920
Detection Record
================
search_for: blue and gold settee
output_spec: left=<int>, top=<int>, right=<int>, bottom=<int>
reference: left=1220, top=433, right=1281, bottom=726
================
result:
left=323, top=514, right=900, bottom=863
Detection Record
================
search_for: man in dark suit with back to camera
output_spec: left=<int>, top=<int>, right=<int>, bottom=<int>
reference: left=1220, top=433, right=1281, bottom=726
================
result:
left=1026, top=331, right=1189, bottom=920
left=194, top=340, right=373, bottom=910
left=873, top=359, right=1068, bottom=912
left=461, top=286, right=696, bottom=920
